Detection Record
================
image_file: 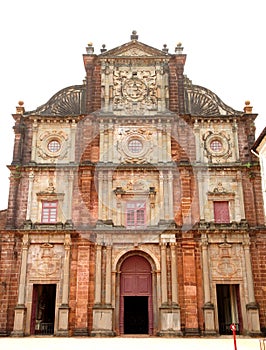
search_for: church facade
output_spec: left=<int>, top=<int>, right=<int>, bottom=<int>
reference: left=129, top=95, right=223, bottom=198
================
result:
left=0, top=31, right=265, bottom=337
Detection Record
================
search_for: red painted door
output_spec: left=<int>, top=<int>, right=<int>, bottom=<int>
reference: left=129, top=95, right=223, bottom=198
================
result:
left=120, top=255, right=152, bottom=334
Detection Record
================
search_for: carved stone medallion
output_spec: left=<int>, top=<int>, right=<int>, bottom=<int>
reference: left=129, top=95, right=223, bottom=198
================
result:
left=122, top=78, right=147, bottom=101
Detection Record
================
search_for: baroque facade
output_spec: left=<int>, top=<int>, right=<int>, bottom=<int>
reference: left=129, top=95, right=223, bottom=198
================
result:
left=0, top=31, right=266, bottom=337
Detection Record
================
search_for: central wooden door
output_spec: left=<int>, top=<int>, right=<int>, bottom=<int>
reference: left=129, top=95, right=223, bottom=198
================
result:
left=120, top=255, right=153, bottom=334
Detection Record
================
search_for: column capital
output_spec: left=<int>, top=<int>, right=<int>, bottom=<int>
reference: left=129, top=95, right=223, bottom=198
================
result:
left=64, top=234, right=71, bottom=249
left=22, top=234, right=29, bottom=250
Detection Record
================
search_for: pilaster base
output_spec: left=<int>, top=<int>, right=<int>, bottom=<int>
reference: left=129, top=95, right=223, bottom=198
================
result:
left=90, top=330, right=116, bottom=337
left=246, top=302, right=261, bottom=336
left=91, top=305, right=115, bottom=337
left=0, top=331, right=8, bottom=337
left=158, top=305, right=183, bottom=336
left=184, top=328, right=201, bottom=336
left=73, top=328, right=89, bottom=336
left=203, top=303, right=217, bottom=336
left=11, top=305, right=27, bottom=337
left=56, top=305, right=69, bottom=337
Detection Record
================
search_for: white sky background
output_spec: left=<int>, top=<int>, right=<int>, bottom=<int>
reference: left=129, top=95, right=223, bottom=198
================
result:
left=0, top=0, right=265, bottom=210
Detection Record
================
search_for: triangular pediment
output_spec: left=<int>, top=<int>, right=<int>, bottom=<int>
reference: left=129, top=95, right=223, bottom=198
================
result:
left=100, top=40, right=168, bottom=58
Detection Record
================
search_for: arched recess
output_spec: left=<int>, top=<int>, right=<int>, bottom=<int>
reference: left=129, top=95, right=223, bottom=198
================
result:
left=116, top=252, right=156, bottom=335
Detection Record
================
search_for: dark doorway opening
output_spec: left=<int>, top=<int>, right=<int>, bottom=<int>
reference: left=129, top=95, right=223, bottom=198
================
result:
left=30, top=284, right=56, bottom=335
left=217, top=284, right=242, bottom=335
left=124, top=296, right=148, bottom=334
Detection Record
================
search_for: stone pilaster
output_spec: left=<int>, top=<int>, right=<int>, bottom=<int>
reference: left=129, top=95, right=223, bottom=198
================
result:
left=158, top=242, right=182, bottom=336
left=67, top=171, right=74, bottom=222
left=167, top=171, right=174, bottom=220
left=97, top=171, right=103, bottom=221
left=158, top=124, right=163, bottom=161
left=107, top=170, right=113, bottom=220
left=170, top=243, right=178, bottom=305
left=70, top=120, right=77, bottom=162
left=105, top=246, right=112, bottom=305
left=160, top=243, right=167, bottom=304
left=94, top=244, right=102, bottom=305
left=159, top=171, right=165, bottom=221
left=30, top=119, right=38, bottom=162
left=12, top=234, right=29, bottom=336
left=182, top=239, right=200, bottom=335
left=73, top=245, right=90, bottom=336
left=57, top=234, right=71, bottom=336
left=201, top=234, right=216, bottom=335
left=26, top=171, right=34, bottom=221
left=91, top=244, right=114, bottom=336
left=243, top=235, right=261, bottom=336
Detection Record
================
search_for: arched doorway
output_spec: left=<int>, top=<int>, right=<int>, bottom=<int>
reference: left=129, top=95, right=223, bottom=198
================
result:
left=120, top=255, right=153, bottom=335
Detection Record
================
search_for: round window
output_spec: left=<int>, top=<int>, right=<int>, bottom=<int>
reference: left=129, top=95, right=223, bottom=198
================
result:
left=210, top=140, right=223, bottom=152
left=128, top=139, right=143, bottom=153
left=47, top=140, right=61, bottom=153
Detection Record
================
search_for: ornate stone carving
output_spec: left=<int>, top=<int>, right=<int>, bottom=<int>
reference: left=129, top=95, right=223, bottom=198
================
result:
left=202, top=130, right=232, bottom=163
left=30, top=244, right=62, bottom=279
left=213, top=182, right=226, bottom=193
left=216, top=261, right=237, bottom=276
left=117, top=127, right=153, bottom=163
left=113, top=69, right=157, bottom=113
left=126, top=179, right=146, bottom=191
left=210, top=243, right=242, bottom=279
left=122, top=78, right=147, bottom=102
left=113, top=177, right=157, bottom=194
left=37, top=129, right=69, bottom=162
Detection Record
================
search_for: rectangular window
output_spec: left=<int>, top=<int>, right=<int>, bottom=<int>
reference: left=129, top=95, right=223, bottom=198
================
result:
left=126, top=202, right=146, bottom=228
left=214, top=201, right=230, bottom=223
left=41, top=201, right=58, bottom=223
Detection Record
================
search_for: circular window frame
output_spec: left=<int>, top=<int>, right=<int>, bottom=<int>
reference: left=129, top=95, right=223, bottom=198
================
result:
left=44, top=136, right=63, bottom=157
left=122, top=135, right=149, bottom=158
left=206, top=135, right=229, bottom=157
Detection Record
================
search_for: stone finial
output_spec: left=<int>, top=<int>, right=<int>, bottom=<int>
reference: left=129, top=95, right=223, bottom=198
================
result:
left=101, top=44, right=107, bottom=53
left=16, top=101, right=25, bottom=114
left=86, top=42, right=94, bottom=54
left=162, top=44, right=169, bottom=53
left=175, top=42, right=184, bottom=54
left=130, top=30, right=138, bottom=41
left=244, top=100, right=253, bottom=114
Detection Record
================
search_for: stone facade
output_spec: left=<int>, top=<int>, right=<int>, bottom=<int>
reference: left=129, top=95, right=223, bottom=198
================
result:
left=0, top=31, right=265, bottom=337
left=252, top=126, right=266, bottom=222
